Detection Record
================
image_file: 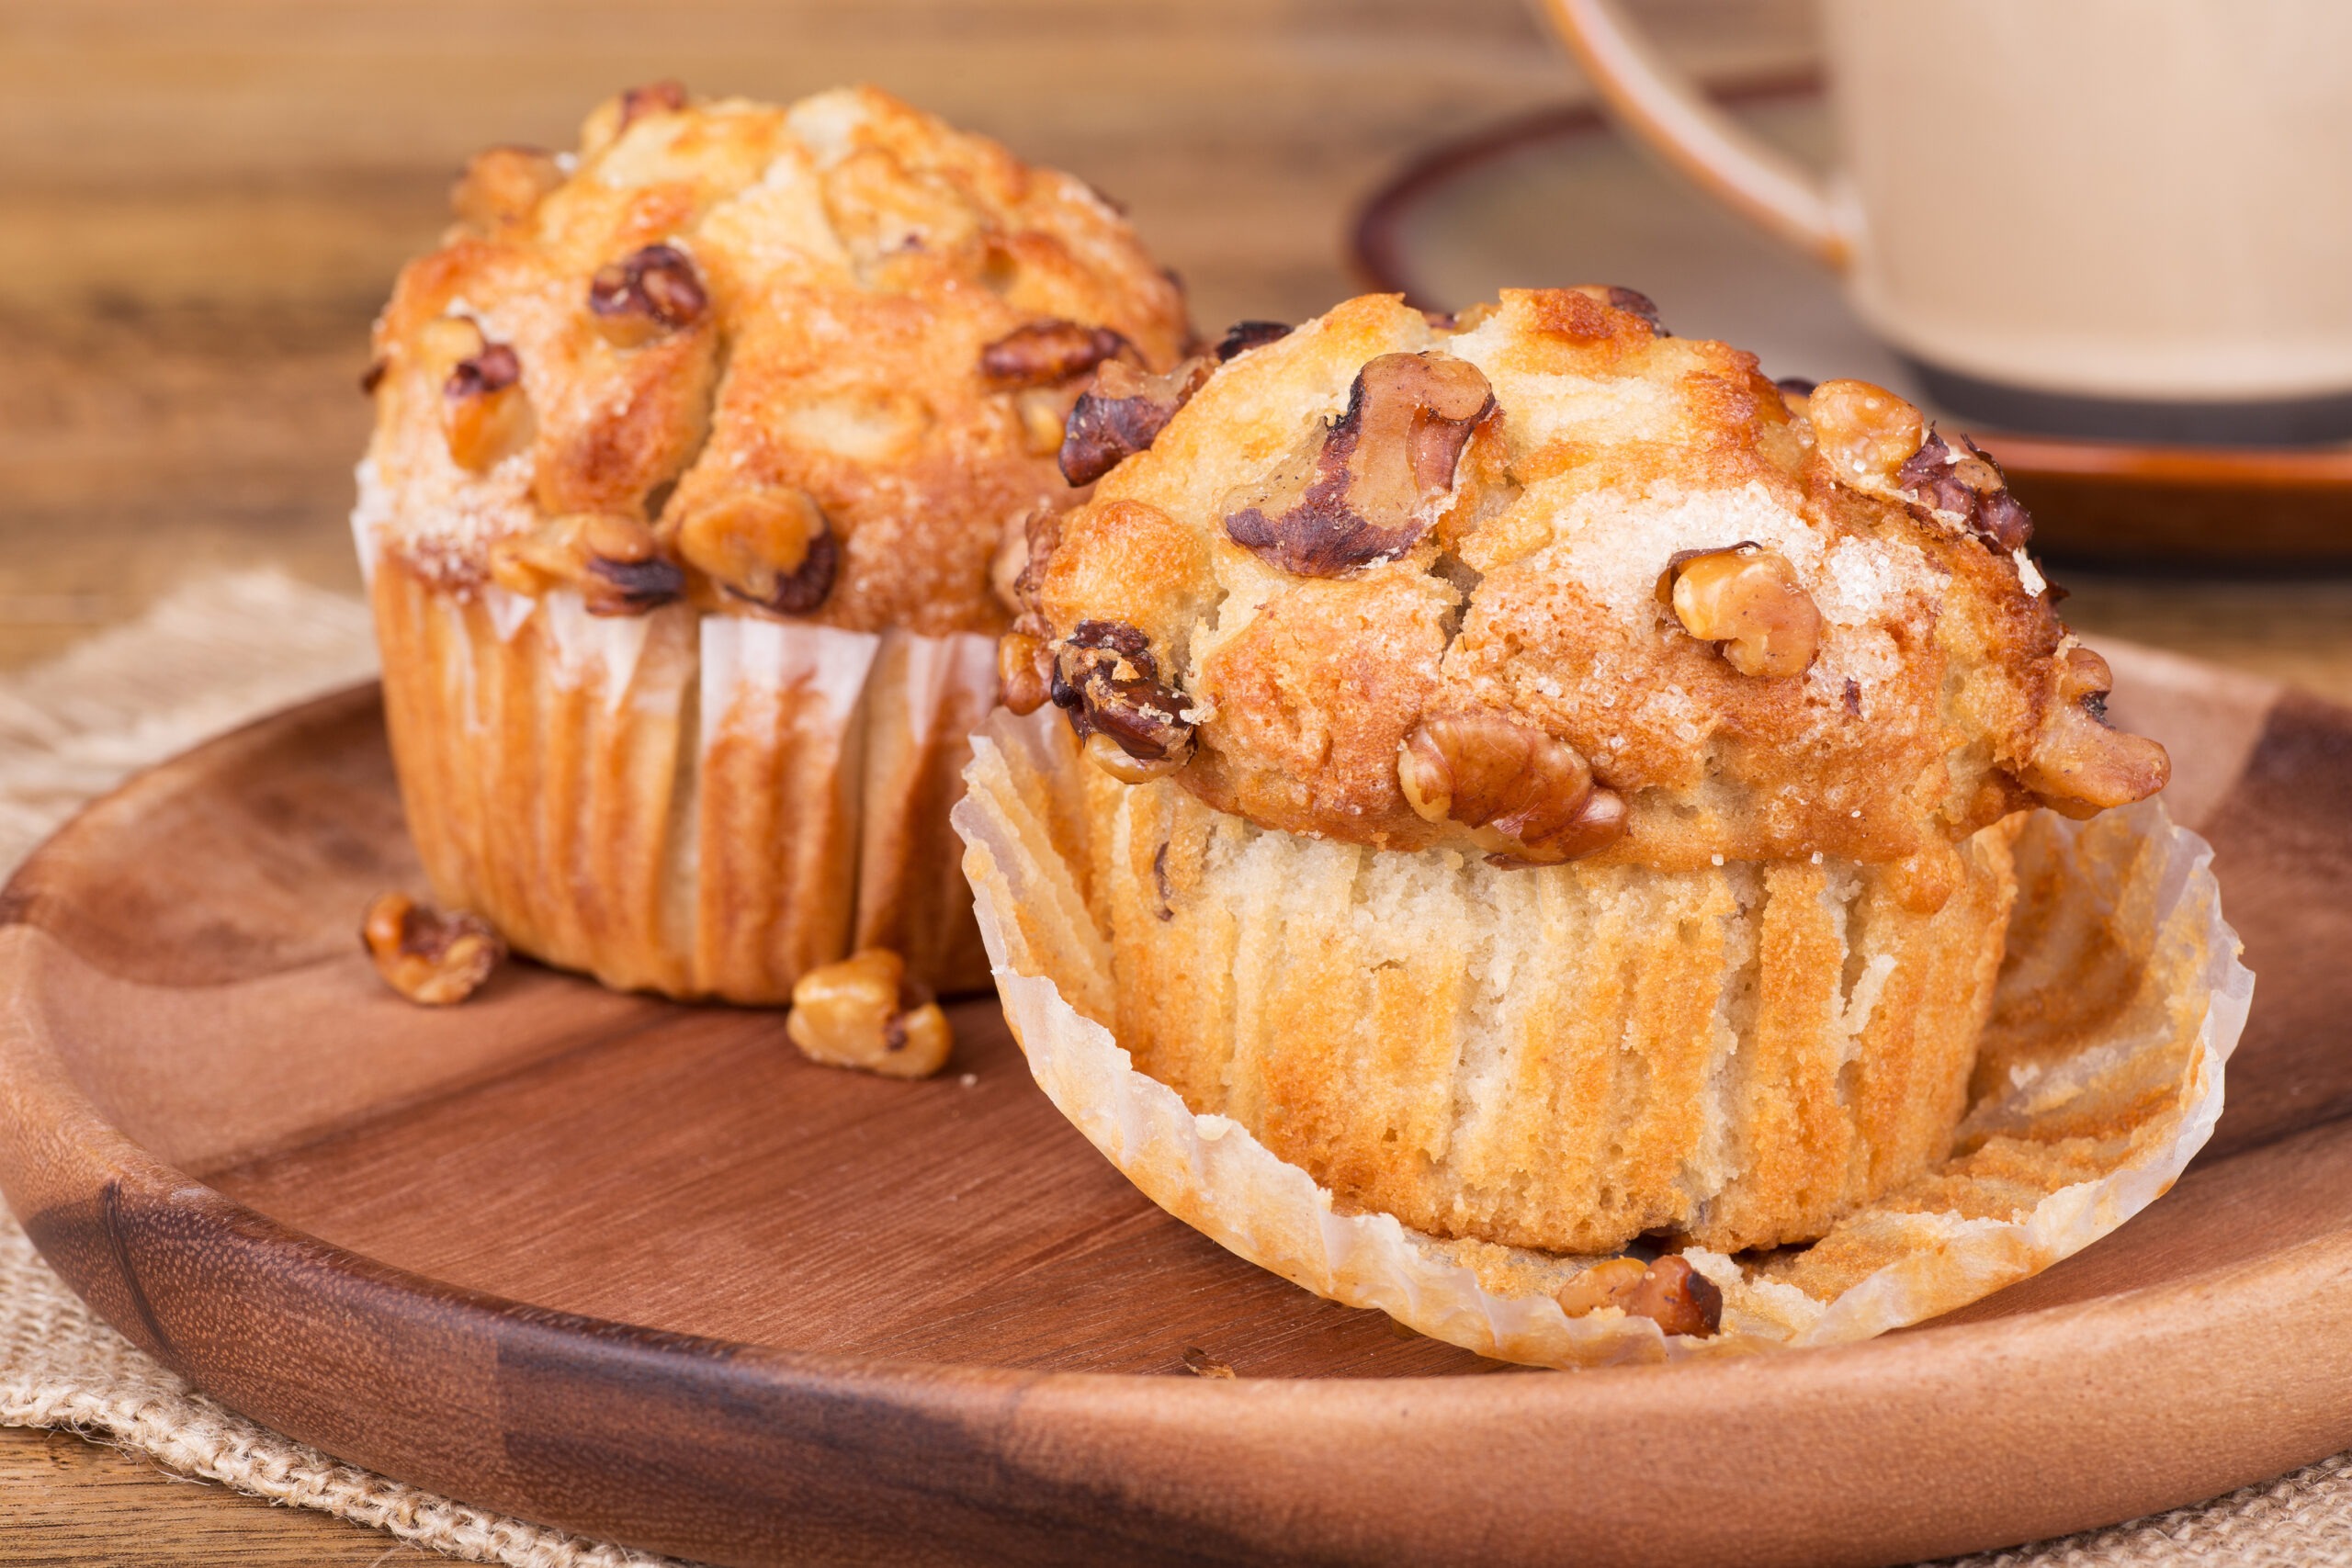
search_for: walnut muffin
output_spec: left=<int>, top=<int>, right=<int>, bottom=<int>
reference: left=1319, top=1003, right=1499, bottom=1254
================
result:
left=354, top=82, right=1188, bottom=1002
left=987, top=288, right=2168, bottom=1256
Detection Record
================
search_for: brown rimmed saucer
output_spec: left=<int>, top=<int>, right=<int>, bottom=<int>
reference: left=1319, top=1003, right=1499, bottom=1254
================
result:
left=1351, top=77, right=2352, bottom=570
left=0, top=647, right=2348, bottom=1566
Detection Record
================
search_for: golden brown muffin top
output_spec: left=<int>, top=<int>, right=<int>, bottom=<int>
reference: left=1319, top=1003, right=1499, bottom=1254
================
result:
left=356, top=83, right=1189, bottom=637
left=1014, top=289, right=2168, bottom=876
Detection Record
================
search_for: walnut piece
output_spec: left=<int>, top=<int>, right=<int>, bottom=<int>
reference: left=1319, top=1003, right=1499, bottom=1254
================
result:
left=1396, top=712, right=1625, bottom=866
left=998, top=630, right=1051, bottom=716
left=1660, top=543, right=1823, bottom=679
left=1058, top=355, right=1214, bottom=485
left=786, top=948, right=953, bottom=1079
left=2018, top=645, right=2170, bottom=818
left=1052, top=618, right=1194, bottom=778
left=979, top=320, right=1130, bottom=389
left=588, top=244, right=708, bottom=348
left=1224, top=351, right=1495, bottom=577
left=1894, top=429, right=2034, bottom=552
left=486, top=514, right=684, bottom=615
left=449, top=146, right=563, bottom=236
left=1553, top=1257, right=1647, bottom=1316
left=1215, top=320, right=1292, bottom=360
left=1553, top=1254, right=1721, bottom=1337
left=582, top=80, right=688, bottom=154
left=1807, top=378, right=1925, bottom=486
left=673, top=488, right=838, bottom=615
left=442, top=338, right=532, bottom=472
left=362, top=893, right=504, bottom=1006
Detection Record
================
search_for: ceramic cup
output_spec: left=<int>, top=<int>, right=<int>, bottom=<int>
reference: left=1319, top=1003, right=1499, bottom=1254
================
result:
left=1543, top=0, right=2352, bottom=444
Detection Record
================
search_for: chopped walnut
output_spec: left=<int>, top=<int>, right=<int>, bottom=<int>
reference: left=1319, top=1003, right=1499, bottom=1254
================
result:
left=1058, top=355, right=1214, bottom=486
left=582, top=80, right=688, bottom=153
left=1181, top=1347, right=1237, bottom=1379
left=1554, top=1257, right=1647, bottom=1316
left=442, top=339, right=532, bottom=472
left=587, top=244, right=708, bottom=348
left=362, top=893, right=504, bottom=1006
left=979, top=320, right=1130, bottom=389
left=1807, top=378, right=1925, bottom=486
left=1052, top=618, right=1195, bottom=776
left=2018, top=645, right=2171, bottom=818
left=1894, top=430, right=2034, bottom=552
left=1555, top=1255, right=1721, bottom=1337
left=1215, top=320, right=1292, bottom=360
left=998, top=630, right=1052, bottom=716
left=673, top=488, right=838, bottom=615
left=786, top=948, right=953, bottom=1079
left=1224, top=351, right=1495, bottom=577
left=486, top=514, right=684, bottom=615
left=1396, top=712, right=1625, bottom=866
left=449, top=146, right=563, bottom=236
left=1659, top=544, right=1822, bottom=679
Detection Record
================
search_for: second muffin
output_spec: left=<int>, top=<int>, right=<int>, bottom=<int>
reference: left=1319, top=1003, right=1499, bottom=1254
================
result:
left=356, top=83, right=1189, bottom=1001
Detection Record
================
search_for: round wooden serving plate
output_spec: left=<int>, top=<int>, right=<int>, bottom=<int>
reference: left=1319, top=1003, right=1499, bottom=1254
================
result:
left=2, top=656, right=2350, bottom=1567
left=1351, top=78, right=2352, bottom=570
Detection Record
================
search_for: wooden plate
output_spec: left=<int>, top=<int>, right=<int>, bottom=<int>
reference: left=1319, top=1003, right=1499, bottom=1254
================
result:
left=1351, top=79, right=2352, bottom=569
left=3, top=654, right=2350, bottom=1567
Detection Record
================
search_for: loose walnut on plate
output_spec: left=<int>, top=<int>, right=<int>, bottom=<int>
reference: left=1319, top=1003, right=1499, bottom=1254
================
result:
left=1806, top=378, right=1924, bottom=487
left=1554, top=1254, right=1724, bottom=1338
left=1223, top=351, right=1495, bottom=577
left=2018, top=644, right=2171, bottom=818
left=1058, top=355, right=1214, bottom=485
left=588, top=243, right=708, bottom=348
left=362, top=893, right=505, bottom=1006
left=1396, top=711, right=1625, bottom=866
left=1051, top=618, right=1195, bottom=780
left=786, top=948, right=953, bottom=1079
left=1659, top=543, right=1823, bottom=679
left=672, top=487, right=838, bottom=615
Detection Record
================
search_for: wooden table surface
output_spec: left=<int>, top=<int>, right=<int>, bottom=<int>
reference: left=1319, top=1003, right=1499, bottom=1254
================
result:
left=5, top=0, right=2351, bottom=1561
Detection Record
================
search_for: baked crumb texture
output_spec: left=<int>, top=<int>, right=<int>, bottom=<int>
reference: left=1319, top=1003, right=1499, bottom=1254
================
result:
left=360, top=83, right=1188, bottom=637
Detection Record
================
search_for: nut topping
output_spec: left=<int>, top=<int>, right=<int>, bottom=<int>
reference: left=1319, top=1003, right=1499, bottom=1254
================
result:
left=486, top=514, right=684, bottom=615
left=1553, top=1254, right=1722, bottom=1337
left=1224, top=351, right=1496, bottom=577
left=1553, top=1257, right=1647, bottom=1316
left=673, top=488, right=838, bottom=615
left=587, top=243, right=708, bottom=347
left=998, top=629, right=1051, bottom=716
left=786, top=948, right=954, bottom=1079
left=440, top=336, right=532, bottom=472
left=1660, top=544, right=1822, bottom=679
left=1396, top=712, right=1625, bottom=865
left=1058, top=355, right=1214, bottom=486
left=1894, top=430, right=2034, bottom=552
left=362, top=893, right=505, bottom=1006
left=2018, top=645, right=2170, bottom=818
left=1052, top=618, right=1195, bottom=775
left=1215, top=320, right=1292, bottom=360
left=1806, top=378, right=1925, bottom=486
left=449, top=145, right=563, bottom=236
left=978, top=320, right=1130, bottom=389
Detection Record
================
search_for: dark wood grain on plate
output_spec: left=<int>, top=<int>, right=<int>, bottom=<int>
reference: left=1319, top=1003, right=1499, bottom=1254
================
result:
left=1, top=663, right=2349, bottom=1567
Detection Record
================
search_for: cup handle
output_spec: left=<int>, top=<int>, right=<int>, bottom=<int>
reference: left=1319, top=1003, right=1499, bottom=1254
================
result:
left=1538, top=0, right=1853, bottom=271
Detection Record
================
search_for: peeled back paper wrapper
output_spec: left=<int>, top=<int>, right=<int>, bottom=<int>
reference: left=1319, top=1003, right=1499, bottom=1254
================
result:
left=952, top=706, right=2254, bottom=1367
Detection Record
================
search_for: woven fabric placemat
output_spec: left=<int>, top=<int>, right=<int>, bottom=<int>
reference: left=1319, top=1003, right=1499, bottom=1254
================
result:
left=1, top=571, right=2346, bottom=1568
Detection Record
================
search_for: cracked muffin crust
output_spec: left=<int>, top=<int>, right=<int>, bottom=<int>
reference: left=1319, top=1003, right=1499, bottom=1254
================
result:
left=1016, top=288, right=2165, bottom=874
left=989, top=288, right=2173, bottom=1258
left=358, top=82, right=1189, bottom=637
left=355, top=84, right=1189, bottom=1004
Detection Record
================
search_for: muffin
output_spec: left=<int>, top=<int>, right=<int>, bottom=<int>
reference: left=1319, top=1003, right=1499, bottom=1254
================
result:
left=978, top=288, right=2175, bottom=1260
left=353, top=83, right=1189, bottom=1001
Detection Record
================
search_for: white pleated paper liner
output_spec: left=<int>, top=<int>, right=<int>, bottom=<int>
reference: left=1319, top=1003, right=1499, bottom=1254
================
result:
left=953, top=707, right=2253, bottom=1368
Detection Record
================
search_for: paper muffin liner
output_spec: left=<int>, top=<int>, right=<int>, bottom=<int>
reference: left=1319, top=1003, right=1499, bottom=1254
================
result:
left=952, top=706, right=2254, bottom=1367
left=368, top=547, right=997, bottom=1003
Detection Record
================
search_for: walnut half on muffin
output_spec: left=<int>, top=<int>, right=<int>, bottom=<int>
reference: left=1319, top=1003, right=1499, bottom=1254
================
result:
left=994, top=288, right=2168, bottom=1257
left=354, top=83, right=1189, bottom=1002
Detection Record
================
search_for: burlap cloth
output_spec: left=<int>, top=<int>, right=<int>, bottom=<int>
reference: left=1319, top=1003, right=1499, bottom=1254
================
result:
left=0, top=572, right=2345, bottom=1567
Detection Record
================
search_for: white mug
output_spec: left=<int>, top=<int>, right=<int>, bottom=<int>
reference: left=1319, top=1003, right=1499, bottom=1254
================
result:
left=1544, top=0, right=2352, bottom=443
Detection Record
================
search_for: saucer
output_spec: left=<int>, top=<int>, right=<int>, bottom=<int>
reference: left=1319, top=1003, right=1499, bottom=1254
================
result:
left=1351, top=79, right=2352, bottom=570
